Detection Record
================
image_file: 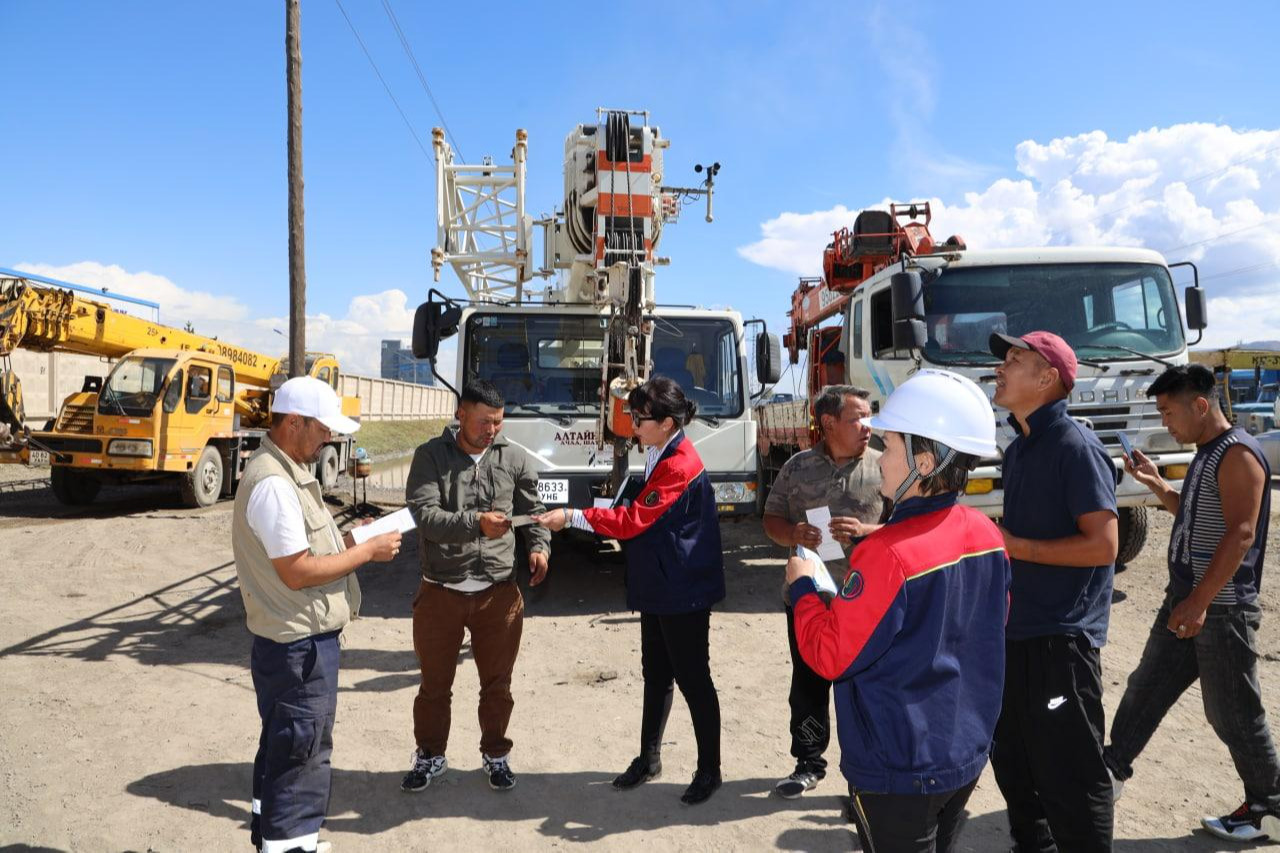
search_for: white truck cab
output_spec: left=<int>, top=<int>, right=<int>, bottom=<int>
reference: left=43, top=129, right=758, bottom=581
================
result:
left=455, top=301, right=759, bottom=514
left=839, top=246, right=1204, bottom=562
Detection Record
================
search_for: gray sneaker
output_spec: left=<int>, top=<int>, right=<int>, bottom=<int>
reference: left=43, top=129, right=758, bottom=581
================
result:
left=774, top=770, right=820, bottom=799
left=401, top=750, right=448, bottom=792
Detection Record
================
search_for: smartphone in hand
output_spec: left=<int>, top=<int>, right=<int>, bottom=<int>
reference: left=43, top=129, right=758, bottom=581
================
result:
left=1117, top=431, right=1135, bottom=461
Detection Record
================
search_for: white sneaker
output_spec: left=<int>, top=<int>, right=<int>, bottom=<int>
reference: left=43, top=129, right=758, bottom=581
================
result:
left=1201, top=802, right=1278, bottom=842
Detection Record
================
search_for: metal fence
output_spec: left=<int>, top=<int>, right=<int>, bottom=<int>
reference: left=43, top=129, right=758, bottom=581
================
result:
left=340, top=374, right=455, bottom=421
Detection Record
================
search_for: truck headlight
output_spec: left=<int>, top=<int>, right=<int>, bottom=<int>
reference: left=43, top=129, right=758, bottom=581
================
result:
left=713, top=481, right=751, bottom=503
left=964, top=478, right=995, bottom=495
left=108, top=439, right=153, bottom=457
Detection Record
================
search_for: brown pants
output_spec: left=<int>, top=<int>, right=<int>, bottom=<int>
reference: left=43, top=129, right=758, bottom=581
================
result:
left=412, top=579, right=524, bottom=758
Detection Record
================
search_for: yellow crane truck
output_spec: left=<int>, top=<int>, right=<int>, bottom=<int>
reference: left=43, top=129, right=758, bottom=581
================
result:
left=0, top=271, right=359, bottom=507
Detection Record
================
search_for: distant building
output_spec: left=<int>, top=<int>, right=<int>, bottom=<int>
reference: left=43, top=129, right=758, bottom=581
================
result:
left=381, top=340, right=435, bottom=386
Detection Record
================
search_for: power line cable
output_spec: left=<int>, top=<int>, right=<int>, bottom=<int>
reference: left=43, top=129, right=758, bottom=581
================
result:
left=332, top=0, right=431, bottom=161
left=1088, top=143, right=1280, bottom=225
left=1159, top=216, right=1279, bottom=255
left=379, top=0, right=465, bottom=160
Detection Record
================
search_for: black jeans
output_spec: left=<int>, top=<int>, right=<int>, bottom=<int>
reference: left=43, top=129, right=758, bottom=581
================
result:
left=991, top=635, right=1113, bottom=853
left=639, top=610, right=721, bottom=774
left=1106, top=594, right=1280, bottom=811
left=786, top=606, right=831, bottom=777
left=250, top=631, right=340, bottom=850
left=849, top=779, right=978, bottom=853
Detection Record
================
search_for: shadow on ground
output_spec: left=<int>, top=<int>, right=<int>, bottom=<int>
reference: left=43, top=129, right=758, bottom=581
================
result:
left=125, top=763, right=1266, bottom=851
left=127, top=763, right=847, bottom=846
left=0, top=516, right=787, bottom=674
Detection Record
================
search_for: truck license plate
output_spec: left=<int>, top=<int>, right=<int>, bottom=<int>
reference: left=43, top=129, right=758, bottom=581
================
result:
left=29, top=450, right=49, bottom=467
left=537, top=478, right=569, bottom=506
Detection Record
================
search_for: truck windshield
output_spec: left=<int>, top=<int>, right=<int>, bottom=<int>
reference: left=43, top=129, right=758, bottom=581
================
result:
left=99, top=356, right=177, bottom=417
left=918, top=263, right=1185, bottom=365
left=465, top=314, right=744, bottom=418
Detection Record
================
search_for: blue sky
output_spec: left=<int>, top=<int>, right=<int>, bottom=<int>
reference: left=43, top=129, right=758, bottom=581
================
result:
left=3, top=1, right=1278, bottom=375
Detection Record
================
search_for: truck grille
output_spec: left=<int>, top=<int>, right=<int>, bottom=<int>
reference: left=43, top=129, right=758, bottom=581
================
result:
left=55, top=403, right=95, bottom=434
left=37, top=437, right=103, bottom=454
left=1067, top=403, right=1161, bottom=447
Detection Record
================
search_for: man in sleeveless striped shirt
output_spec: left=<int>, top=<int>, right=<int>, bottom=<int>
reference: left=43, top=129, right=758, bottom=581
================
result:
left=1104, top=364, right=1280, bottom=844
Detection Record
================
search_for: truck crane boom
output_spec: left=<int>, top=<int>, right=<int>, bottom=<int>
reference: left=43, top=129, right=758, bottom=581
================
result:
left=783, top=202, right=964, bottom=363
left=1, top=275, right=286, bottom=382
left=0, top=273, right=343, bottom=441
left=0, top=271, right=356, bottom=509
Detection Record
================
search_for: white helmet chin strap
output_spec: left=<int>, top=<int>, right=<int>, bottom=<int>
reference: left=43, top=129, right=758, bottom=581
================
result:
left=893, top=433, right=959, bottom=506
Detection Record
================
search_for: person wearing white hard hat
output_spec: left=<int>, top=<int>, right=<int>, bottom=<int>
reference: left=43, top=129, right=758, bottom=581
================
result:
left=785, top=370, right=1011, bottom=853
left=232, top=376, right=401, bottom=853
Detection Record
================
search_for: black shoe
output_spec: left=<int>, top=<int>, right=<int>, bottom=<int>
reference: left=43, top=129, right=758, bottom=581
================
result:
left=613, top=756, right=661, bottom=789
left=680, top=770, right=722, bottom=805
left=482, top=752, right=516, bottom=791
left=400, top=750, right=448, bottom=792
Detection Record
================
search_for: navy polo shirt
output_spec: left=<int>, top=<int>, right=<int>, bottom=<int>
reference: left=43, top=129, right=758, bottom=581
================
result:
left=1002, top=399, right=1118, bottom=647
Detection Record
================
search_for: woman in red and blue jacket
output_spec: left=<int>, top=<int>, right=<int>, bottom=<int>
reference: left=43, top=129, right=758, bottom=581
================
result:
left=785, top=369, right=1011, bottom=853
left=536, top=377, right=725, bottom=805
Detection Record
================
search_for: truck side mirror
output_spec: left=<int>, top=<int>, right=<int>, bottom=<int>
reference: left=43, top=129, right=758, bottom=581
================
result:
left=412, top=297, right=462, bottom=360
left=756, top=332, right=782, bottom=385
left=890, top=270, right=927, bottom=352
left=1184, top=285, right=1207, bottom=331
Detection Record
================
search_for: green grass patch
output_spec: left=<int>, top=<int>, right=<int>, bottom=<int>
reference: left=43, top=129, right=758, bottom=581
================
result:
left=352, top=418, right=451, bottom=460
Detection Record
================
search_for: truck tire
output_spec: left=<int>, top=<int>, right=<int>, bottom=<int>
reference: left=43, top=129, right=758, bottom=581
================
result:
left=181, top=446, right=223, bottom=508
left=50, top=467, right=100, bottom=506
left=755, top=452, right=770, bottom=518
left=316, top=445, right=340, bottom=491
left=1116, top=506, right=1148, bottom=568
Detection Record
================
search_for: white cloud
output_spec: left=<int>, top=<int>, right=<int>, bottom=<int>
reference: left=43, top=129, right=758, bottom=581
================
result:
left=735, top=204, right=858, bottom=276
left=738, top=123, right=1280, bottom=310
left=16, top=261, right=250, bottom=324
left=13, top=261, right=434, bottom=378
left=1201, top=294, right=1280, bottom=348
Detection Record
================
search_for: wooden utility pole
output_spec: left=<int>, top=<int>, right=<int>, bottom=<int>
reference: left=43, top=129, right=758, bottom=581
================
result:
left=286, top=0, right=307, bottom=377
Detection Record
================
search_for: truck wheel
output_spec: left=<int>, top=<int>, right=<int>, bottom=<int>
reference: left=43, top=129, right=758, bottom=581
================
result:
left=1116, top=506, right=1148, bottom=568
left=755, top=453, right=770, bottom=518
left=50, top=467, right=100, bottom=505
left=181, top=446, right=223, bottom=508
left=316, top=445, right=340, bottom=490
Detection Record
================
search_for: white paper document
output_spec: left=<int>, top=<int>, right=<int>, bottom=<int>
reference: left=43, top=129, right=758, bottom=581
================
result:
left=795, top=545, right=840, bottom=596
left=805, top=506, right=847, bottom=562
left=349, top=507, right=417, bottom=544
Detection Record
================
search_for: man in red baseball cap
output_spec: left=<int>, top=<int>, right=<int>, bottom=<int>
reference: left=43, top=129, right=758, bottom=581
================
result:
left=987, top=330, right=1120, bottom=852
left=989, top=331, right=1079, bottom=393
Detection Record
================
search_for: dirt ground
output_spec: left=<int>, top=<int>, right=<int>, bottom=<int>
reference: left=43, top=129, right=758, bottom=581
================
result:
left=1, top=472, right=1278, bottom=852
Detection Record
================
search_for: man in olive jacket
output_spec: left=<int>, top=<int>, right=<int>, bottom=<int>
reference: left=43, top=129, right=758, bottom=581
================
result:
left=401, top=380, right=550, bottom=793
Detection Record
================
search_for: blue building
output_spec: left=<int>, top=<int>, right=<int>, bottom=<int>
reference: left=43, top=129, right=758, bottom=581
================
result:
left=381, top=339, right=435, bottom=386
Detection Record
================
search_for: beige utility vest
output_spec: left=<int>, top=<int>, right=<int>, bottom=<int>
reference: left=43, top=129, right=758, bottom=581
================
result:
left=232, top=436, right=361, bottom=642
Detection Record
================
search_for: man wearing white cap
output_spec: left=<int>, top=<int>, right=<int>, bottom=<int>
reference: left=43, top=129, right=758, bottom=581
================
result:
left=232, top=376, right=401, bottom=853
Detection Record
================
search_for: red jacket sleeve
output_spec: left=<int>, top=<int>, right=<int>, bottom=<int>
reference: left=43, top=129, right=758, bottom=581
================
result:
left=580, top=458, right=691, bottom=540
left=792, top=542, right=907, bottom=681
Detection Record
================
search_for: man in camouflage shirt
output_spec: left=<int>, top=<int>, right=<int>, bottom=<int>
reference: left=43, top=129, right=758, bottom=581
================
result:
left=763, top=385, right=886, bottom=799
